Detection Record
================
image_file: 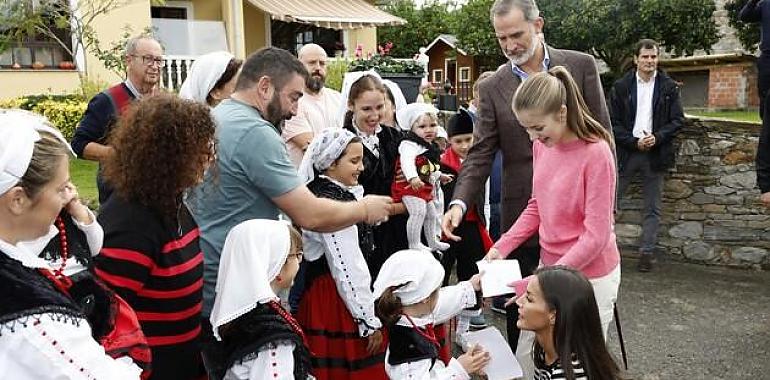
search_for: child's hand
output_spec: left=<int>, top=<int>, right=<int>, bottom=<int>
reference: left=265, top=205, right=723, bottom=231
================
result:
left=63, top=183, right=93, bottom=224
left=457, top=344, right=490, bottom=375
left=439, top=174, right=454, bottom=184
left=469, top=273, right=482, bottom=291
left=366, top=330, right=383, bottom=354
left=408, top=177, right=424, bottom=190
left=484, top=247, right=502, bottom=261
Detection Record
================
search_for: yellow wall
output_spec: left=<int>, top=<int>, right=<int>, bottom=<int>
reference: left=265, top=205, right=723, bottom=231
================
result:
left=86, top=0, right=153, bottom=84
left=192, top=0, right=222, bottom=20
left=346, top=28, right=378, bottom=58
left=0, top=71, right=82, bottom=99
left=243, top=2, right=268, bottom=56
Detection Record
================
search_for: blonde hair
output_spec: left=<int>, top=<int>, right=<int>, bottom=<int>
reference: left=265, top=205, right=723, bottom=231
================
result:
left=512, top=66, right=613, bottom=149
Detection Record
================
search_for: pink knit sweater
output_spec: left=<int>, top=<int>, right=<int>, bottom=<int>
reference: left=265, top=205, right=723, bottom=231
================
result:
left=494, top=138, right=620, bottom=280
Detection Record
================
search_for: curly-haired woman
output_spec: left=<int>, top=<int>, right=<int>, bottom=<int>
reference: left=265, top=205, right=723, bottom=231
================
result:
left=94, top=94, right=216, bottom=380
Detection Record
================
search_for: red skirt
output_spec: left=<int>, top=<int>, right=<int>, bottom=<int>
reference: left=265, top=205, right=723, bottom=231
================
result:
left=296, top=273, right=388, bottom=380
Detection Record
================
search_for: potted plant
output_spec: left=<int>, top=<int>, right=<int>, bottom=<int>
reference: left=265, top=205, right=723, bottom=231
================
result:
left=31, top=61, right=45, bottom=70
left=348, top=42, right=426, bottom=103
left=11, top=62, right=21, bottom=69
left=58, top=60, right=75, bottom=70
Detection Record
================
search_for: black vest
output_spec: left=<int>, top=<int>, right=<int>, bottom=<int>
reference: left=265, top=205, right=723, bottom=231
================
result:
left=210, top=303, right=311, bottom=379
left=387, top=324, right=439, bottom=367
left=0, top=249, right=83, bottom=335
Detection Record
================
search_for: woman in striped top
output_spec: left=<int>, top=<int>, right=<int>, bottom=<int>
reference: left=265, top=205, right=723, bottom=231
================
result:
left=516, top=266, right=624, bottom=380
left=95, top=94, right=216, bottom=380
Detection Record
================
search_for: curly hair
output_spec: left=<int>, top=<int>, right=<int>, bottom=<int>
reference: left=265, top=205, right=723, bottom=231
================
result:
left=104, top=94, right=216, bottom=222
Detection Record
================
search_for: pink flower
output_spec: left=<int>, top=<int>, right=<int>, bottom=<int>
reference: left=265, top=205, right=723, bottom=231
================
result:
left=355, top=44, right=363, bottom=59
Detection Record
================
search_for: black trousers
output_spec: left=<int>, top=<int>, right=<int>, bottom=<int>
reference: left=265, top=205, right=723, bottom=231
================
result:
left=504, top=245, right=541, bottom=352
left=759, top=53, right=770, bottom=119
left=440, top=221, right=487, bottom=283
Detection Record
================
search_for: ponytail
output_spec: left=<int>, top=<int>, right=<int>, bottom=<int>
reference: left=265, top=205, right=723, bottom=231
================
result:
left=512, top=66, right=614, bottom=150
left=375, top=286, right=404, bottom=326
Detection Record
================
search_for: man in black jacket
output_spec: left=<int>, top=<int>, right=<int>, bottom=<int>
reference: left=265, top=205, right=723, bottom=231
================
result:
left=756, top=95, right=770, bottom=206
left=610, top=39, right=684, bottom=272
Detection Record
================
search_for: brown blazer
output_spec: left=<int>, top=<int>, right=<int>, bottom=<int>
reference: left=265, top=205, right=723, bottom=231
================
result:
left=453, top=46, right=612, bottom=247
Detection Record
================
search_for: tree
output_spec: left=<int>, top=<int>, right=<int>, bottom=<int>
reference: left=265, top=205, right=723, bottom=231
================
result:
left=451, top=0, right=507, bottom=71
left=725, top=0, right=761, bottom=52
left=540, top=0, right=720, bottom=81
left=377, top=0, right=455, bottom=58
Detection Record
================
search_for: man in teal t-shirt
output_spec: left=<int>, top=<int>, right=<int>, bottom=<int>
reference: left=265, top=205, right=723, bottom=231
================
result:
left=188, top=47, right=393, bottom=319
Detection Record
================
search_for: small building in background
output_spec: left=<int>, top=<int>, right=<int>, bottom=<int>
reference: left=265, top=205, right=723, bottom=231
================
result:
left=423, top=34, right=479, bottom=105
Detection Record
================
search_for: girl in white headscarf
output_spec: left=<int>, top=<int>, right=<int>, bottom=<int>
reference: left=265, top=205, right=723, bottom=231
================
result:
left=209, top=219, right=310, bottom=380
left=339, top=71, right=409, bottom=275
left=295, top=128, right=387, bottom=380
left=179, top=51, right=242, bottom=107
left=373, top=250, right=490, bottom=380
left=0, top=109, right=142, bottom=379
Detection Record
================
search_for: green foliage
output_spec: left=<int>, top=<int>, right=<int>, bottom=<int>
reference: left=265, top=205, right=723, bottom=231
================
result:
left=326, top=59, right=350, bottom=92
left=0, top=95, right=87, bottom=140
left=451, top=0, right=507, bottom=71
left=537, top=0, right=719, bottom=80
left=725, top=0, right=761, bottom=52
left=87, top=25, right=155, bottom=78
left=348, top=53, right=425, bottom=76
left=69, top=159, right=99, bottom=209
left=377, top=0, right=455, bottom=58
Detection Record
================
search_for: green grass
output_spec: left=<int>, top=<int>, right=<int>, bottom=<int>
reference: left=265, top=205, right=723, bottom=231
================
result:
left=687, top=110, right=761, bottom=123
left=69, top=158, right=99, bottom=209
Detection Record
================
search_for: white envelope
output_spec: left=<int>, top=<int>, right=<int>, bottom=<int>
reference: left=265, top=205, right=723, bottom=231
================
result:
left=476, top=259, right=522, bottom=298
left=462, top=327, right=523, bottom=380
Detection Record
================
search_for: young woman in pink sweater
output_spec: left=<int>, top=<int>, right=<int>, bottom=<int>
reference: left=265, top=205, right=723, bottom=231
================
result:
left=485, top=66, right=621, bottom=377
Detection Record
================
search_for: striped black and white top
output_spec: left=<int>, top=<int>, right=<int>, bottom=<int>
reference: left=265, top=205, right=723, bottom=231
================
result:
left=534, top=351, right=587, bottom=380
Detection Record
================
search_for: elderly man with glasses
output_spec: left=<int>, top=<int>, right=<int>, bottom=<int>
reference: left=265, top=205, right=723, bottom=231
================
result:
left=71, top=35, right=164, bottom=203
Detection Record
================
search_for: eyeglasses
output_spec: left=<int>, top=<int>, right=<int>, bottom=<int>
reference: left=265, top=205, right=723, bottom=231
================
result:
left=130, top=54, right=165, bottom=67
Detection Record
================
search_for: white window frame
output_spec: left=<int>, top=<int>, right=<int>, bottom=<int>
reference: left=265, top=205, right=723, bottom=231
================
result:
left=433, top=69, right=443, bottom=83
left=459, top=67, right=471, bottom=82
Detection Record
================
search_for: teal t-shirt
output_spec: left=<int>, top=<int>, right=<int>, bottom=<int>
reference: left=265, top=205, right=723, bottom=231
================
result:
left=188, top=99, right=301, bottom=316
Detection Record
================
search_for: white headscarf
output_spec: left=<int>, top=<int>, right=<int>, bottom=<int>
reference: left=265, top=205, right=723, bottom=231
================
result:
left=297, top=128, right=358, bottom=184
left=372, top=249, right=445, bottom=306
left=179, top=51, right=235, bottom=104
left=337, top=70, right=382, bottom=125
left=210, top=219, right=293, bottom=341
left=0, top=109, right=73, bottom=195
left=382, top=79, right=407, bottom=111
left=396, top=103, right=439, bottom=132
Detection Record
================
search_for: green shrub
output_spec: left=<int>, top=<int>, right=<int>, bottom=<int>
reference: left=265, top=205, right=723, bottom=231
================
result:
left=326, top=58, right=350, bottom=92
left=0, top=95, right=87, bottom=140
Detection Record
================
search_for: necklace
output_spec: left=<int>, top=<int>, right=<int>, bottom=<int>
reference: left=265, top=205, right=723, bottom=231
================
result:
left=403, top=314, right=440, bottom=350
left=38, top=216, right=73, bottom=293
left=268, top=301, right=309, bottom=347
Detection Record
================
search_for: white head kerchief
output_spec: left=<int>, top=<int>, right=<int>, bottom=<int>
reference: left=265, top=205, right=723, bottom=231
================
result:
left=382, top=79, right=408, bottom=110
left=338, top=70, right=382, bottom=125
left=210, top=219, right=293, bottom=341
left=298, top=128, right=358, bottom=184
left=396, top=103, right=438, bottom=132
left=373, top=249, right=445, bottom=306
left=179, top=51, right=235, bottom=104
left=0, top=109, right=73, bottom=196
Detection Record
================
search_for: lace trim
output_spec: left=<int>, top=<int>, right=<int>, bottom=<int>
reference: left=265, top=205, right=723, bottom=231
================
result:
left=0, top=305, right=84, bottom=336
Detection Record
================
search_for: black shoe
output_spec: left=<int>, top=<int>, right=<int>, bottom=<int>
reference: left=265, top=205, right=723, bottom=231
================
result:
left=637, top=254, right=653, bottom=272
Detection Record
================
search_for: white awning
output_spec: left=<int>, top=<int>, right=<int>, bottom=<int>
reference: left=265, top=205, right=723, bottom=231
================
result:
left=246, top=0, right=406, bottom=29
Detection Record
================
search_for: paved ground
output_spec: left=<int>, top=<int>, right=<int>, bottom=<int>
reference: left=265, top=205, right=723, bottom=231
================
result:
left=475, top=257, right=770, bottom=379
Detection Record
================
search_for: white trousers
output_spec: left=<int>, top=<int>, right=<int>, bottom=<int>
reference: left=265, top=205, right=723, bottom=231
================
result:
left=515, top=264, right=621, bottom=379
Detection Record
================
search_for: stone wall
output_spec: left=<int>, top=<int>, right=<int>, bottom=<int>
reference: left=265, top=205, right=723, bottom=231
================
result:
left=615, top=117, right=770, bottom=268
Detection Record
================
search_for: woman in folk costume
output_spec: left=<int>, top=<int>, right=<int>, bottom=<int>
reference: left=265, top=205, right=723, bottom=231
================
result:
left=390, top=103, right=453, bottom=252
left=12, top=110, right=151, bottom=376
left=179, top=51, right=243, bottom=107
left=0, top=110, right=142, bottom=379
left=339, top=71, right=408, bottom=277
left=295, top=128, right=387, bottom=380
left=209, top=219, right=311, bottom=380
left=373, top=250, right=490, bottom=380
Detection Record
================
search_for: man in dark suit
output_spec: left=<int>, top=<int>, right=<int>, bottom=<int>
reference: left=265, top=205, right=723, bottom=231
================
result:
left=441, top=0, right=611, bottom=375
left=610, top=39, right=684, bottom=273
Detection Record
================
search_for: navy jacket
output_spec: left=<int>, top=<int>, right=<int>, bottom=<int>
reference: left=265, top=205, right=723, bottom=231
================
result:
left=610, top=69, right=684, bottom=172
